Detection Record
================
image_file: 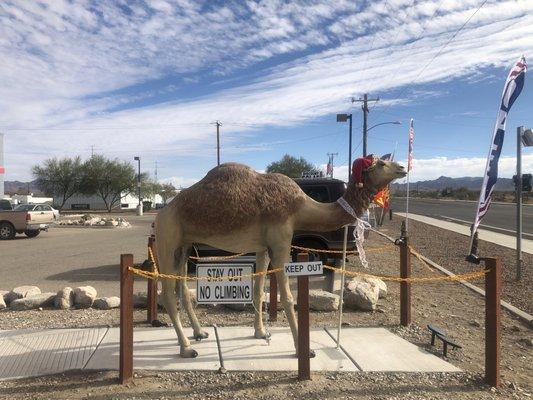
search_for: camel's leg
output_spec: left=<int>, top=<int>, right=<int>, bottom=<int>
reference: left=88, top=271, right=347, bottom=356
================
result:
left=176, top=247, right=209, bottom=340
left=254, top=250, right=269, bottom=339
left=271, top=248, right=315, bottom=358
left=159, top=274, right=197, bottom=358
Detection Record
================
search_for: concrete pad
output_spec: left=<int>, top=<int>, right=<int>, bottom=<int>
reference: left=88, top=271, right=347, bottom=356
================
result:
left=84, top=327, right=219, bottom=371
left=327, top=327, right=461, bottom=372
left=217, top=327, right=358, bottom=372
left=0, top=327, right=107, bottom=380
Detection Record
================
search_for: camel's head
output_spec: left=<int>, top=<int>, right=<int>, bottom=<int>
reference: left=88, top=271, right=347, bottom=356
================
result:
left=351, top=155, right=406, bottom=191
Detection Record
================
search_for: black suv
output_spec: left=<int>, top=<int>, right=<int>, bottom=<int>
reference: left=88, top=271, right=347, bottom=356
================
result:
left=191, top=177, right=356, bottom=266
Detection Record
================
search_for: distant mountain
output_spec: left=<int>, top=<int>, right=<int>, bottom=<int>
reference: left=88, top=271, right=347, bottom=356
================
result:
left=391, top=176, right=515, bottom=192
left=4, top=180, right=44, bottom=195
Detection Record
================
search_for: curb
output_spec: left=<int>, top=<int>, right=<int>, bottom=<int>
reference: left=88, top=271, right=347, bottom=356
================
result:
left=371, top=229, right=533, bottom=327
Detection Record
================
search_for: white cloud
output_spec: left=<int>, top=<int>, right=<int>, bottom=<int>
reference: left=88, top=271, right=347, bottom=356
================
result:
left=0, top=0, right=532, bottom=181
left=164, top=176, right=200, bottom=189
left=321, top=154, right=533, bottom=183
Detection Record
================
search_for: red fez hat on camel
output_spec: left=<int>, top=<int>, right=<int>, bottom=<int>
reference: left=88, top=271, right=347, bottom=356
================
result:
left=352, top=155, right=377, bottom=187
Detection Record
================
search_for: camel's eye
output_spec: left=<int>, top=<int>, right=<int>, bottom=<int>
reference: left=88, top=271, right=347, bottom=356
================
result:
left=378, top=160, right=386, bottom=166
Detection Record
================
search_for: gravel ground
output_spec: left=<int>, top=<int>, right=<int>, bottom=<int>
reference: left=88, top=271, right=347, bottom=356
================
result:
left=379, top=217, right=533, bottom=314
left=0, top=226, right=531, bottom=399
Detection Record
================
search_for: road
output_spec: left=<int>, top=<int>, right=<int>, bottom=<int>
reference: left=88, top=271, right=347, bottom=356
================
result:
left=0, top=214, right=155, bottom=296
left=391, top=197, right=533, bottom=239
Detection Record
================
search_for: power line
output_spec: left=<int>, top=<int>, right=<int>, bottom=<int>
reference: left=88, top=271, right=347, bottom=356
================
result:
left=373, top=0, right=488, bottom=122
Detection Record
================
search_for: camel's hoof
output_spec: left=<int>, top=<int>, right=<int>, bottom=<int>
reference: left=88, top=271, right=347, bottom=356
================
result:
left=180, top=347, right=198, bottom=358
left=194, top=331, right=209, bottom=341
left=254, top=330, right=269, bottom=340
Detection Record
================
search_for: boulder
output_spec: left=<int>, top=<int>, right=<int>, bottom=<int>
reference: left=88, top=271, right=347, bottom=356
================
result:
left=54, top=287, right=74, bottom=309
left=309, top=290, right=339, bottom=311
left=10, top=293, right=56, bottom=311
left=344, top=278, right=379, bottom=311
left=99, top=221, right=106, bottom=226
left=93, top=296, right=120, bottom=310
left=0, top=291, right=6, bottom=310
left=5, top=286, right=41, bottom=304
left=73, top=286, right=97, bottom=308
left=104, top=220, right=119, bottom=227
left=360, top=276, right=387, bottom=299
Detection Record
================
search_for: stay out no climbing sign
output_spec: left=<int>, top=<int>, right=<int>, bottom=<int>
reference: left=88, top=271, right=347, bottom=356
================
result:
left=196, top=264, right=253, bottom=304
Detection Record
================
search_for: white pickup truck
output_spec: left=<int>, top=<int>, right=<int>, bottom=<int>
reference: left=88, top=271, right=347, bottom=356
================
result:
left=0, top=206, right=54, bottom=240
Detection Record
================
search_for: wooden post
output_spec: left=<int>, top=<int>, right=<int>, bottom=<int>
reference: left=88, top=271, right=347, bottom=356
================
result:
left=147, top=236, right=158, bottom=324
left=269, top=266, right=277, bottom=322
left=484, top=257, right=501, bottom=387
left=399, top=235, right=411, bottom=326
left=120, top=254, right=134, bottom=384
left=297, top=252, right=311, bottom=381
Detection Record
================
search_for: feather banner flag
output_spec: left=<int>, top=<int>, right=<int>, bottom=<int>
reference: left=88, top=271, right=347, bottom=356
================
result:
left=468, top=56, right=527, bottom=259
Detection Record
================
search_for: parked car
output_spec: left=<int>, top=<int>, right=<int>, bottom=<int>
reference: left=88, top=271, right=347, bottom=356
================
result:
left=0, top=199, right=13, bottom=211
left=14, top=204, right=60, bottom=220
left=190, top=177, right=356, bottom=269
left=0, top=206, right=55, bottom=239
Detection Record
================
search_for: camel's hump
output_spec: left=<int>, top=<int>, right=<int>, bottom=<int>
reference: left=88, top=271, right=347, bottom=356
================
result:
left=176, top=163, right=306, bottom=234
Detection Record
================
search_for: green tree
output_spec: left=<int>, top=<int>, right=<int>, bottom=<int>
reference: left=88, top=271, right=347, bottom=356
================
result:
left=140, top=174, right=162, bottom=200
left=32, top=157, right=83, bottom=210
left=266, top=154, right=319, bottom=178
left=159, top=183, right=177, bottom=204
left=81, top=155, right=136, bottom=212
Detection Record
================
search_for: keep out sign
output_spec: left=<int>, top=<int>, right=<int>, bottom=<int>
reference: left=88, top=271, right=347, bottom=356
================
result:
left=196, top=264, right=253, bottom=304
left=283, top=261, right=323, bottom=276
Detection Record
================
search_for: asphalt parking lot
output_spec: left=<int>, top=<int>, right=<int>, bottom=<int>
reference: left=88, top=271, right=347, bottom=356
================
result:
left=0, top=213, right=156, bottom=296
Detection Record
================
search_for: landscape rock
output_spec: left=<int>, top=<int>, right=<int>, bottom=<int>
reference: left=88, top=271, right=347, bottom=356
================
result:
left=10, top=293, right=56, bottom=311
left=309, top=290, right=339, bottom=311
left=54, top=287, right=74, bottom=309
left=104, top=220, right=119, bottom=227
left=5, top=285, right=41, bottom=304
left=93, top=296, right=120, bottom=310
left=0, top=295, right=6, bottom=310
left=344, top=278, right=379, bottom=311
left=73, top=286, right=97, bottom=308
left=360, top=276, right=387, bottom=299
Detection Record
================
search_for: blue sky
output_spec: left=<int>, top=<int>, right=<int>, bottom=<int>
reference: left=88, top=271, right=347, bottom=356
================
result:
left=1, top=0, right=532, bottom=186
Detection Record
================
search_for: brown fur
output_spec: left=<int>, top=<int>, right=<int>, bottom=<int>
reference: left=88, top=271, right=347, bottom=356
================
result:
left=176, top=163, right=306, bottom=236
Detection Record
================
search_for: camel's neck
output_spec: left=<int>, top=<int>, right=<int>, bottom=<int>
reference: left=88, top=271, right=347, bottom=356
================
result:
left=342, top=183, right=378, bottom=217
left=292, top=184, right=377, bottom=232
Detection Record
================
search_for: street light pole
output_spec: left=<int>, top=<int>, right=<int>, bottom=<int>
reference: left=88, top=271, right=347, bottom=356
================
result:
left=134, top=156, right=142, bottom=216
left=336, top=113, right=353, bottom=181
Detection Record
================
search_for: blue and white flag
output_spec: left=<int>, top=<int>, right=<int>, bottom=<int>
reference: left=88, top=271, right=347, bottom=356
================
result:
left=470, top=56, right=527, bottom=250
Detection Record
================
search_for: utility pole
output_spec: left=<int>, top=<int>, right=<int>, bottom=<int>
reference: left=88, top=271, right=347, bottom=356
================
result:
left=154, top=161, right=158, bottom=182
left=352, top=94, right=379, bottom=156
left=516, top=126, right=523, bottom=281
left=215, top=121, right=222, bottom=166
left=327, top=152, right=338, bottom=178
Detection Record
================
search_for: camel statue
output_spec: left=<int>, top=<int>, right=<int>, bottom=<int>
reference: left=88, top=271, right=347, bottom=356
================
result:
left=154, top=155, right=406, bottom=358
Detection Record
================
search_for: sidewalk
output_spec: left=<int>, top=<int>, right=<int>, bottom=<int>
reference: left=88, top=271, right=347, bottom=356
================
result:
left=396, top=212, right=533, bottom=254
left=0, top=326, right=460, bottom=380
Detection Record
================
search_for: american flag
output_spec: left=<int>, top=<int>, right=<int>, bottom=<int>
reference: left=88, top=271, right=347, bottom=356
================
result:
left=408, top=119, right=414, bottom=171
left=470, top=56, right=527, bottom=250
